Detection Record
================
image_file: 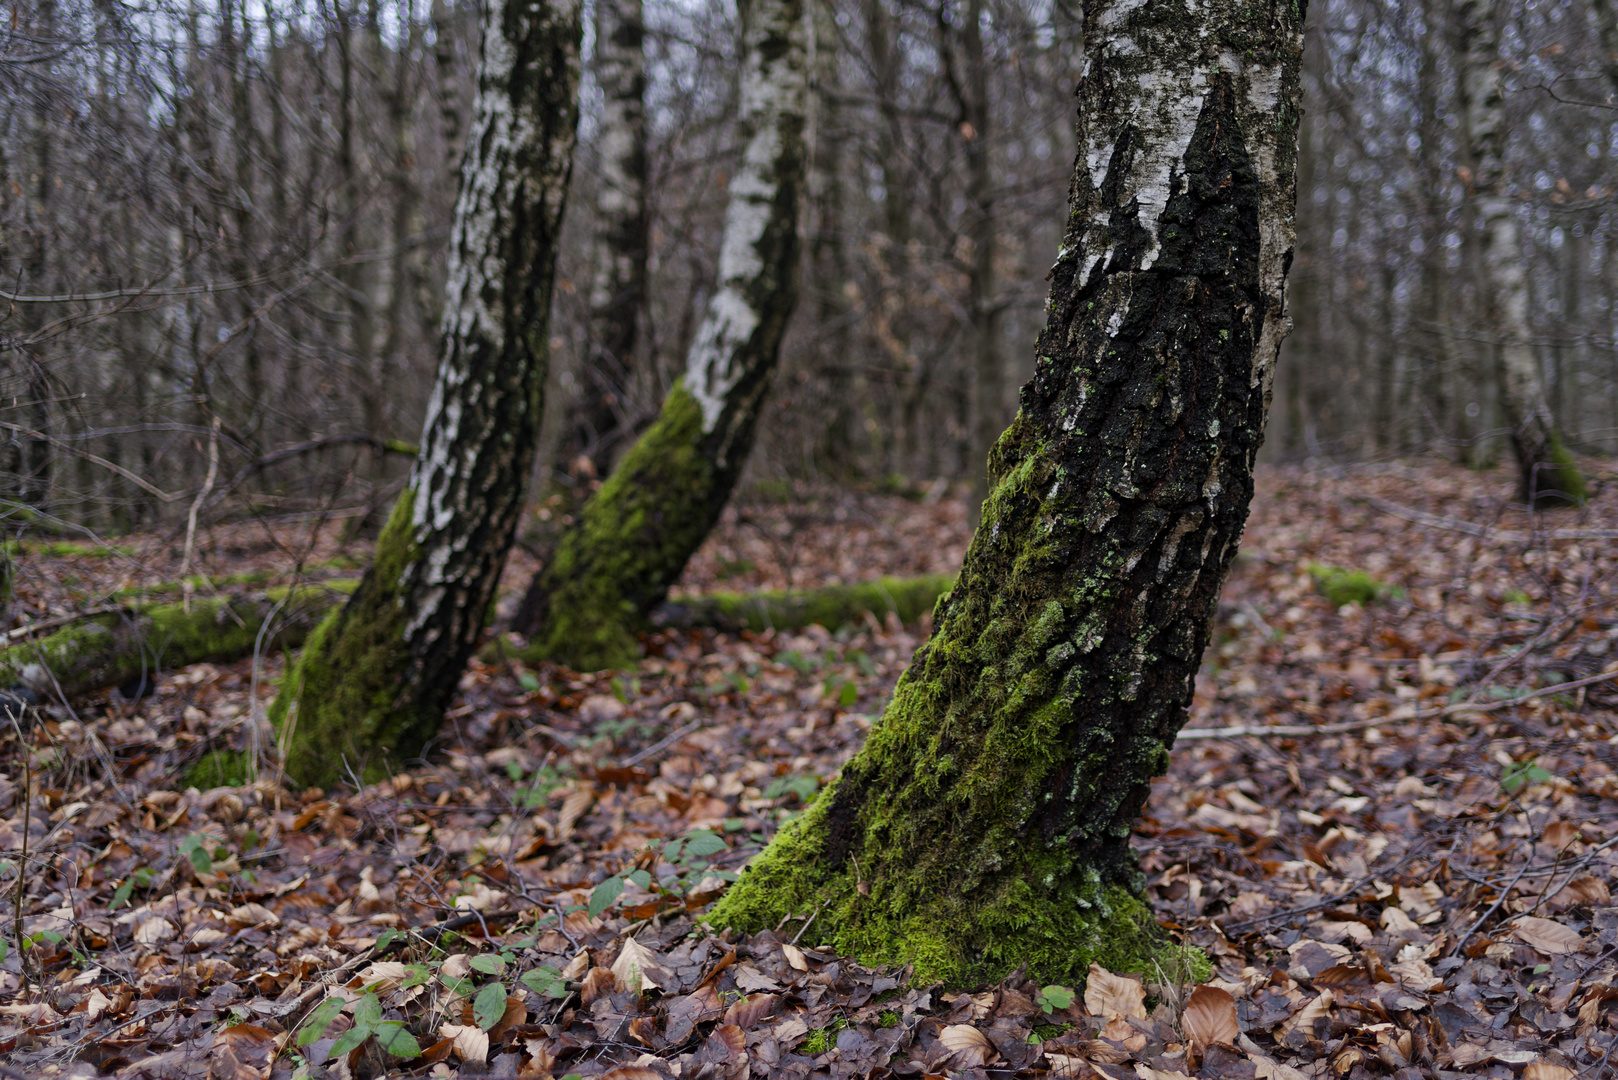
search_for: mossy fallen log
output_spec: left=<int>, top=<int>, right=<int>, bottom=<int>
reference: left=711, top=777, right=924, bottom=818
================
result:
left=3, top=582, right=355, bottom=702
left=651, top=574, right=956, bottom=634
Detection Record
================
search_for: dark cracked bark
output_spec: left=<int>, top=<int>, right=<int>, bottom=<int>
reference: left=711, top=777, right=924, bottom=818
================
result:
left=709, top=0, right=1304, bottom=987
left=272, top=0, right=583, bottom=789
left=510, top=0, right=807, bottom=672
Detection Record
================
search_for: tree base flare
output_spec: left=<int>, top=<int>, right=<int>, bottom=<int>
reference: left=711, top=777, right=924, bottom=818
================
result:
left=707, top=789, right=1208, bottom=989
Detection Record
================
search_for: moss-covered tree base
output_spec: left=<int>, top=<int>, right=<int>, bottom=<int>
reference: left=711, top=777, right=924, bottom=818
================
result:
left=1523, top=432, right=1588, bottom=509
left=516, top=387, right=732, bottom=672
left=272, top=494, right=429, bottom=789
left=708, top=780, right=1205, bottom=987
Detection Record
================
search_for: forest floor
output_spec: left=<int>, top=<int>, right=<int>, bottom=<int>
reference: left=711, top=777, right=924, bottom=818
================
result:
left=3, top=457, right=1618, bottom=1080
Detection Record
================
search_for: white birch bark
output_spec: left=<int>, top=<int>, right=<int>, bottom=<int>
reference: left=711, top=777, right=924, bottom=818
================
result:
left=1458, top=0, right=1585, bottom=505
left=681, top=0, right=810, bottom=441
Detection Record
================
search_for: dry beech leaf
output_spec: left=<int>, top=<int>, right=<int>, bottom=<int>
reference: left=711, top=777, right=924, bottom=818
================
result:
left=612, top=937, right=669, bottom=993
left=557, top=784, right=596, bottom=838
left=562, top=950, right=591, bottom=979
left=1513, top=916, right=1586, bottom=955
left=581, top=965, right=616, bottom=1004
left=1046, top=1052, right=1100, bottom=1078
left=1523, top=1065, right=1576, bottom=1080
left=1280, top=989, right=1333, bottom=1040
left=597, top=1068, right=670, bottom=1080
left=1084, top=963, right=1146, bottom=1021
left=210, top=1023, right=278, bottom=1080
left=1543, top=820, right=1582, bottom=849
left=438, top=1022, right=490, bottom=1063
left=1551, top=876, right=1610, bottom=908
left=939, top=1023, right=996, bottom=1067
left=1135, top=1065, right=1194, bottom=1080
left=707, top=1023, right=746, bottom=1059
left=1181, top=984, right=1238, bottom=1050
left=1102, top=1016, right=1149, bottom=1052
left=723, top=992, right=777, bottom=1030
left=781, top=942, right=810, bottom=971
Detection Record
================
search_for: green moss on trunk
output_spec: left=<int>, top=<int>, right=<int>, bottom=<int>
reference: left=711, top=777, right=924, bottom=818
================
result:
left=272, top=493, right=425, bottom=788
left=711, top=0, right=1303, bottom=989
left=517, top=388, right=724, bottom=670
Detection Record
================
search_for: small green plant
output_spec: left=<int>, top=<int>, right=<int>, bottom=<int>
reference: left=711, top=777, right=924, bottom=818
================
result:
left=822, top=674, right=859, bottom=708
left=800, top=1017, right=847, bottom=1054
left=765, top=775, right=820, bottom=804
left=586, top=829, right=734, bottom=919
left=297, top=989, right=421, bottom=1061
left=1306, top=562, right=1389, bottom=607
left=1035, top=984, right=1076, bottom=1013
left=1501, top=758, right=1553, bottom=794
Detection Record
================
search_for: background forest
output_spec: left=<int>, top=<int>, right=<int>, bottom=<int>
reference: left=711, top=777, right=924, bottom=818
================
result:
left=5, top=0, right=1615, bottom=526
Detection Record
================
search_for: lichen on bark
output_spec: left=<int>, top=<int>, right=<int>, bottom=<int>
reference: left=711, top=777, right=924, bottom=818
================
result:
left=512, top=0, right=807, bottom=670
left=272, top=0, right=583, bottom=789
left=709, top=0, right=1304, bottom=987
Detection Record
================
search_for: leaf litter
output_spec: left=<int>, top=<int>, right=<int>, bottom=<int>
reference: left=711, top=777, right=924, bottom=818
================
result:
left=2, top=459, right=1618, bottom=1079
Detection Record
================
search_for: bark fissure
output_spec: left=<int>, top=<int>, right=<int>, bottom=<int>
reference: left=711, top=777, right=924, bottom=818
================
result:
left=708, top=0, right=1302, bottom=987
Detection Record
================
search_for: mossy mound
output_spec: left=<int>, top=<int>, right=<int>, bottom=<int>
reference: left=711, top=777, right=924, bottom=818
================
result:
left=185, top=749, right=255, bottom=789
left=1306, top=562, right=1388, bottom=607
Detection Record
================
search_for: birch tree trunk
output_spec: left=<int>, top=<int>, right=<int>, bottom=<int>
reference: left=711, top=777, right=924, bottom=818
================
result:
left=510, top=0, right=807, bottom=671
left=569, top=0, right=649, bottom=473
left=1458, top=0, right=1585, bottom=506
left=272, top=0, right=583, bottom=789
left=709, top=0, right=1304, bottom=987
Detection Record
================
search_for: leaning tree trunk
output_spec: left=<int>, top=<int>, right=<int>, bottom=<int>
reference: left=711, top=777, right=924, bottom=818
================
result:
left=1458, top=0, right=1585, bottom=507
left=709, top=0, right=1304, bottom=987
left=568, top=0, right=649, bottom=474
left=271, top=0, right=583, bottom=789
left=510, top=0, right=806, bottom=671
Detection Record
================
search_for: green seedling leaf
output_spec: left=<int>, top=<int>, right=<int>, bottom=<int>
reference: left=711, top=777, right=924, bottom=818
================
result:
left=518, top=672, right=541, bottom=692
left=588, top=875, right=625, bottom=919
left=110, top=878, right=135, bottom=911
left=470, top=953, right=506, bottom=975
left=402, top=964, right=432, bottom=990
left=0, top=938, right=8, bottom=963
left=1035, top=985, right=1076, bottom=1012
left=440, top=976, right=474, bottom=999
left=838, top=679, right=859, bottom=708
left=627, top=868, right=653, bottom=889
left=328, top=1025, right=370, bottom=1060
left=520, top=965, right=568, bottom=999
left=683, top=830, right=727, bottom=858
left=373, top=1020, right=422, bottom=1058
left=180, top=834, right=213, bottom=875
left=473, top=982, right=509, bottom=1031
left=374, top=928, right=399, bottom=952
left=352, top=992, right=382, bottom=1028
left=298, top=996, right=345, bottom=1047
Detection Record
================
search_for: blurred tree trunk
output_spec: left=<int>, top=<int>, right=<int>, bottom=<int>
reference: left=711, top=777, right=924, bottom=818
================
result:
left=710, top=0, right=1304, bottom=987
left=272, top=0, right=582, bottom=789
left=1458, top=0, right=1585, bottom=506
left=1592, top=0, right=1618, bottom=97
left=950, top=0, right=1002, bottom=529
left=510, top=0, right=807, bottom=671
left=808, top=0, right=858, bottom=475
left=568, top=0, right=649, bottom=474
